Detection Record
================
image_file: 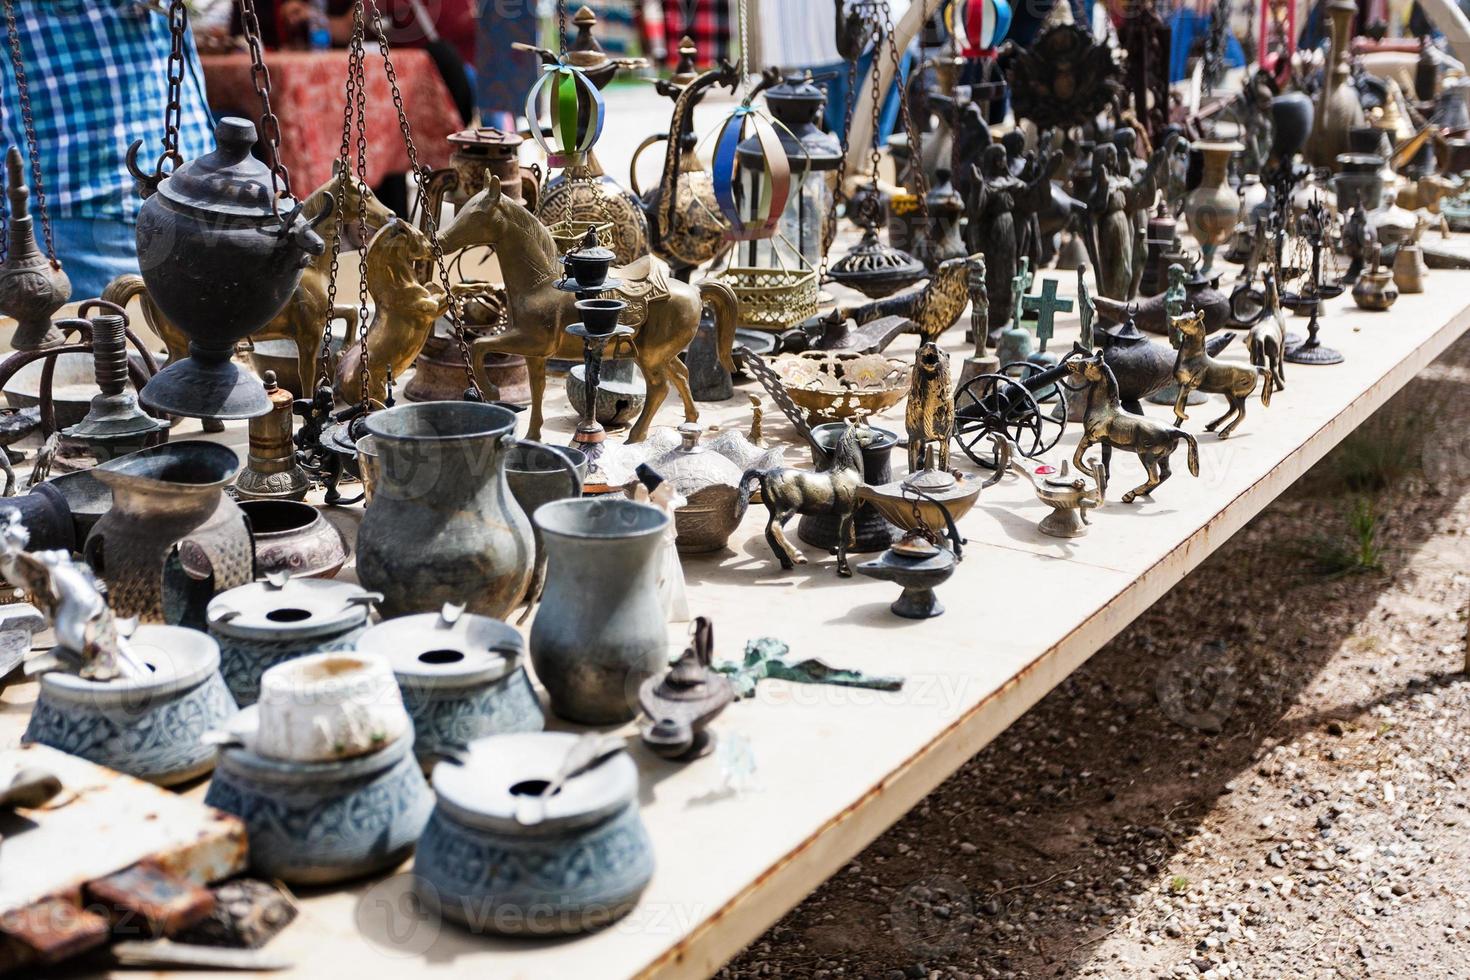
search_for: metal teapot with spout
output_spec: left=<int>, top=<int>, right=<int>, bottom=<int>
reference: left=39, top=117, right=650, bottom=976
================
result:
left=630, top=41, right=739, bottom=273
left=127, top=118, right=328, bottom=420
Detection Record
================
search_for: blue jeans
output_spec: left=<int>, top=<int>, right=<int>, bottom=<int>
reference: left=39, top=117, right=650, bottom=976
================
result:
left=49, top=217, right=141, bottom=300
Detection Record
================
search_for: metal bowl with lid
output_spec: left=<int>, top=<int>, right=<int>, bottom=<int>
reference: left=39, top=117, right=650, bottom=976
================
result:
left=206, top=575, right=378, bottom=705
left=414, top=731, right=654, bottom=935
left=359, top=603, right=545, bottom=770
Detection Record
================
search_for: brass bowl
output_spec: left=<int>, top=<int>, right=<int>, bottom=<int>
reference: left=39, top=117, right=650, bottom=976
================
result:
left=771, top=351, right=910, bottom=424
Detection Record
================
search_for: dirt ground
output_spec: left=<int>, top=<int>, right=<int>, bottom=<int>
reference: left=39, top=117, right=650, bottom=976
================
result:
left=717, top=335, right=1470, bottom=979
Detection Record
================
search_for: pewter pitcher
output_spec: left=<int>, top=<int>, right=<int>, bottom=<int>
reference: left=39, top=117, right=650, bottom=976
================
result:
left=356, top=401, right=576, bottom=619
left=530, top=498, right=670, bottom=724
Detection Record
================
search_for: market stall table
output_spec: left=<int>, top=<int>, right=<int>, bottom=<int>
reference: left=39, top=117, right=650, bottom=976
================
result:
left=199, top=49, right=461, bottom=192
left=4, top=266, right=1470, bottom=979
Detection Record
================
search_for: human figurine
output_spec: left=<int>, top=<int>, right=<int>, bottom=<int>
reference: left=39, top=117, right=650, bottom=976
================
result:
left=965, top=143, right=1061, bottom=334
left=1085, top=134, right=1180, bottom=302
left=1165, top=261, right=1187, bottom=313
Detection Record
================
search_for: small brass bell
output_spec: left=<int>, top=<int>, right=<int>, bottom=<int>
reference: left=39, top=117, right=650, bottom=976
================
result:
left=62, top=313, right=167, bottom=461
left=235, top=371, right=310, bottom=501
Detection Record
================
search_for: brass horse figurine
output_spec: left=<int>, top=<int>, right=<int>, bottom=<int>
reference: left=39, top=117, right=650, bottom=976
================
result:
left=104, top=162, right=395, bottom=394
left=1246, top=268, right=1287, bottom=393
left=1170, top=307, right=1273, bottom=437
left=437, top=174, right=740, bottom=443
left=740, top=421, right=866, bottom=577
left=1064, top=347, right=1199, bottom=503
left=333, top=218, right=446, bottom=405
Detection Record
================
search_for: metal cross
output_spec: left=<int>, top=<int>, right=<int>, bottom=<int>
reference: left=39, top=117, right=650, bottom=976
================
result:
left=1021, top=277, right=1074, bottom=354
left=1010, top=256, right=1033, bottom=329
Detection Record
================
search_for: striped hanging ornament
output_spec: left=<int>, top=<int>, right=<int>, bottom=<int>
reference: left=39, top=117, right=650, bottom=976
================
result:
left=711, top=105, right=792, bottom=242
left=955, top=0, right=1012, bottom=54
left=524, top=62, right=605, bottom=169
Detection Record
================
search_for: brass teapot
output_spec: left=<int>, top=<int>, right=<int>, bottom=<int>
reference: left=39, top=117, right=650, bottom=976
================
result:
left=630, top=41, right=738, bottom=272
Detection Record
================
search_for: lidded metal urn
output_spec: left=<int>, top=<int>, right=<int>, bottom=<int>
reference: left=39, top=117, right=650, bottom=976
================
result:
left=129, top=118, right=327, bottom=420
left=62, top=313, right=167, bottom=461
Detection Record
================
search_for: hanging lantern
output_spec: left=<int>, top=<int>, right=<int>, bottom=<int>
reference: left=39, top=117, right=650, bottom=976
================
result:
left=954, top=0, right=1012, bottom=53
left=525, top=62, right=605, bottom=169
left=711, top=104, right=793, bottom=242
left=711, top=99, right=822, bottom=332
left=738, top=74, right=844, bottom=268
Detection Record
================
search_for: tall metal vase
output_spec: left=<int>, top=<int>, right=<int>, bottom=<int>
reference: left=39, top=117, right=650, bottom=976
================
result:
left=529, top=498, right=670, bottom=724
left=356, top=402, right=575, bottom=620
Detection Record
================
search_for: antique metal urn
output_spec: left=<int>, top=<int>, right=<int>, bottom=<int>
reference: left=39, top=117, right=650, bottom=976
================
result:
left=129, top=118, right=327, bottom=420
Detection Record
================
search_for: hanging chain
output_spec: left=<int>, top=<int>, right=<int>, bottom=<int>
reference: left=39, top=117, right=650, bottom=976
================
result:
left=318, top=10, right=364, bottom=392
left=238, top=0, right=292, bottom=209
left=883, top=5, right=928, bottom=228
left=820, top=31, right=865, bottom=280
left=558, top=0, right=568, bottom=54
left=366, top=0, right=481, bottom=397
left=2, top=0, right=57, bottom=266
left=352, top=14, right=372, bottom=407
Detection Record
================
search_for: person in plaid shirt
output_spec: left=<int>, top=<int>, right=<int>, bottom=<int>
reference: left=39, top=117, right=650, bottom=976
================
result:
left=0, top=1, right=214, bottom=298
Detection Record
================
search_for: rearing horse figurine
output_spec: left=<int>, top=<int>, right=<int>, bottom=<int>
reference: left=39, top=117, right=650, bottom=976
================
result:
left=104, top=161, right=396, bottom=394
left=437, top=175, right=740, bottom=443
left=334, top=218, right=445, bottom=405
left=1170, top=307, right=1273, bottom=438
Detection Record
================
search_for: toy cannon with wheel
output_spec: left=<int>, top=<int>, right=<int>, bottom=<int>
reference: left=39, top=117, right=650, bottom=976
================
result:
left=951, top=353, right=1080, bottom=468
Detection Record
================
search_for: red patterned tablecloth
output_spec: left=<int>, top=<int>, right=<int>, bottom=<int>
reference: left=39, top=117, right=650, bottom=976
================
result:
left=201, top=49, right=461, bottom=195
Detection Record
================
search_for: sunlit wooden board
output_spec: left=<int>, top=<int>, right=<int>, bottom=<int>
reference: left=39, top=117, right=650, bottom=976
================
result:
left=3, top=266, right=1468, bottom=978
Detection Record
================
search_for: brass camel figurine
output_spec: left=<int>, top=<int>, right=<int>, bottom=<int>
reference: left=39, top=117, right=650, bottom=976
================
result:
left=1063, top=347, right=1199, bottom=503
left=1170, top=308, right=1273, bottom=437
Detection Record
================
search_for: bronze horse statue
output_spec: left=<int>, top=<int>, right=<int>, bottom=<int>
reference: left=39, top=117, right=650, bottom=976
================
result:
left=334, top=218, right=445, bottom=405
left=1063, top=347, right=1199, bottom=503
left=437, top=175, right=740, bottom=443
left=105, top=162, right=395, bottom=395
left=741, top=421, right=866, bottom=577
left=1170, top=308, right=1273, bottom=437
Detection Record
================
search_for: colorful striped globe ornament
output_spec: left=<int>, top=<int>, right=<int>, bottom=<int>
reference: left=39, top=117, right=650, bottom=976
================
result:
left=711, top=104, right=794, bottom=242
left=524, top=61, right=605, bottom=169
left=955, top=0, right=1012, bottom=53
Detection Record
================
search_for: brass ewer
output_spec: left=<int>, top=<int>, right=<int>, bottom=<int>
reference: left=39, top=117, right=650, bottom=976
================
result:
left=630, top=39, right=738, bottom=272
left=0, top=147, right=67, bottom=351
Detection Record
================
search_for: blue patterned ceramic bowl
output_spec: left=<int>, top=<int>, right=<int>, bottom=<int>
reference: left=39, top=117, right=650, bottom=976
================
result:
left=23, top=625, right=236, bottom=786
left=358, top=606, right=544, bottom=770
left=204, top=726, right=432, bottom=886
left=414, top=732, right=654, bottom=935
left=207, top=576, right=376, bottom=705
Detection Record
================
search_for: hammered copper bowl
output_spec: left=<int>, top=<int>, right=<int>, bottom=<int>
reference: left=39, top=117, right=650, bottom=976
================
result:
left=240, top=500, right=348, bottom=579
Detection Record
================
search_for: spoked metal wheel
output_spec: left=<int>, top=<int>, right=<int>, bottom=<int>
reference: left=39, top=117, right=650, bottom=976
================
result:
left=952, top=370, right=1067, bottom=469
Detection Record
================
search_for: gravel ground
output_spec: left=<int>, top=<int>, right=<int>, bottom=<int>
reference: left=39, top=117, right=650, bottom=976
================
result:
left=717, top=334, right=1470, bottom=979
